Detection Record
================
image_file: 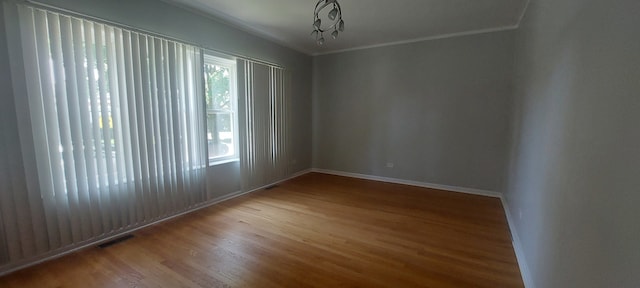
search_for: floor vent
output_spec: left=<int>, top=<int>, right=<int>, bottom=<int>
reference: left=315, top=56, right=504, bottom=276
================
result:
left=98, top=234, right=134, bottom=248
left=265, top=184, right=279, bottom=190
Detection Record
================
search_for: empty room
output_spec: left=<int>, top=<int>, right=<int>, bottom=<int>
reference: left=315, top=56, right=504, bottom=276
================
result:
left=0, top=0, right=638, bottom=287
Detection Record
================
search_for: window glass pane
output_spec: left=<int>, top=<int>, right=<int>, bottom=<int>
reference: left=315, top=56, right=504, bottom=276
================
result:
left=207, top=112, right=234, bottom=159
left=204, top=63, right=231, bottom=111
left=204, top=56, right=236, bottom=163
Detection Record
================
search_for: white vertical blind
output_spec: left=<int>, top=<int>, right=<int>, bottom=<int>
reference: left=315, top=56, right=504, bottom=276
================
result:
left=0, top=5, right=207, bottom=268
left=239, top=60, right=291, bottom=191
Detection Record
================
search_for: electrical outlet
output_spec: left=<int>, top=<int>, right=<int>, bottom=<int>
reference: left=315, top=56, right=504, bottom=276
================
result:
left=386, top=162, right=394, bottom=168
left=518, top=209, right=522, bottom=220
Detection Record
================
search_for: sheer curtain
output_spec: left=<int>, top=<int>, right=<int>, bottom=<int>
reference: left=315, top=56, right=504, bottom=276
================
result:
left=238, top=60, right=291, bottom=191
left=0, top=4, right=207, bottom=267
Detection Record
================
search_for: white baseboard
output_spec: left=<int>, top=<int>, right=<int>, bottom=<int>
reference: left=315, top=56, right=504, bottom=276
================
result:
left=311, top=168, right=502, bottom=198
left=2, top=167, right=532, bottom=287
left=309, top=168, right=532, bottom=287
left=0, top=168, right=313, bottom=277
left=500, top=196, right=534, bottom=288
left=234, top=169, right=535, bottom=287
left=243, top=168, right=313, bottom=192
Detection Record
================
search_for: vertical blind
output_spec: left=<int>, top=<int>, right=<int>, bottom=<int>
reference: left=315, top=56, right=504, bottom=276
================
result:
left=239, top=60, right=291, bottom=191
left=0, top=5, right=207, bottom=266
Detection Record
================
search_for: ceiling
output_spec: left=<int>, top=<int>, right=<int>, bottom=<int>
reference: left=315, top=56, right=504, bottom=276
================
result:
left=166, top=0, right=530, bottom=55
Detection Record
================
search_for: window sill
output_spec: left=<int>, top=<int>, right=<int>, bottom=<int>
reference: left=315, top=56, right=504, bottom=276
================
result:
left=208, top=158, right=239, bottom=167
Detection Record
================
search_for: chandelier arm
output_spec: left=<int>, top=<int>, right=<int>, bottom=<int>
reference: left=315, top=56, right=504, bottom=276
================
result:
left=314, top=0, right=331, bottom=17
left=334, top=1, right=342, bottom=19
left=313, top=3, right=342, bottom=33
left=328, top=2, right=342, bottom=31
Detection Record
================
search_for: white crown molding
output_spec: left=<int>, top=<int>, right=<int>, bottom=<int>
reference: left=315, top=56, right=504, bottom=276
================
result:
left=516, top=0, right=532, bottom=28
left=159, top=0, right=314, bottom=56
left=163, top=0, right=531, bottom=57
left=312, top=25, right=519, bottom=56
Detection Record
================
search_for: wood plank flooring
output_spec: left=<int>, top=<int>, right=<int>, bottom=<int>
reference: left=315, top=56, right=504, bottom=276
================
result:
left=0, top=172, right=523, bottom=287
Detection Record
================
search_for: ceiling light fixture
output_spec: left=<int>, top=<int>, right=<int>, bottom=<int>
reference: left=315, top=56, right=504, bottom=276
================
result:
left=311, top=0, right=345, bottom=46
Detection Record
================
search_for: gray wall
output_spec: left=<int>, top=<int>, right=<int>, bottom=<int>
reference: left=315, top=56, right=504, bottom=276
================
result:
left=506, top=0, right=640, bottom=287
left=313, top=31, right=515, bottom=192
left=0, top=0, right=312, bottom=270
left=0, top=0, right=313, bottom=199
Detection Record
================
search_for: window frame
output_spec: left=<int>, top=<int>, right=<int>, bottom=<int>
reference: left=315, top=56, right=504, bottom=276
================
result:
left=203, top=52, right=239, bottom=166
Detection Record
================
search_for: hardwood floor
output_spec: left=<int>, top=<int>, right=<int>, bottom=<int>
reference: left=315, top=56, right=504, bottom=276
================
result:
left=0, top=172, right=523, bottom=287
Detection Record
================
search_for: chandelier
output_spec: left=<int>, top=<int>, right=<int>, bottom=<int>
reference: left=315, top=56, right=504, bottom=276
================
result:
left=311, top=0, right=345, bottom=45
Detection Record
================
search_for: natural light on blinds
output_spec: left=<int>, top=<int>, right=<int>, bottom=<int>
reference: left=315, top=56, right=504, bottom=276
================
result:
left=0, top=4, right=208, bottom=264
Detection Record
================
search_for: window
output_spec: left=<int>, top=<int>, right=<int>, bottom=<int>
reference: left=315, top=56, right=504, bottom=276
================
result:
left=204, top=54, right=238, bottom=164
left=6, top=4, right=208, bottom=259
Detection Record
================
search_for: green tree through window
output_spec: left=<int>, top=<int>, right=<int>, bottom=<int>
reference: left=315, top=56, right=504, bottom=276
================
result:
left=204, top=55, right=237, bottom=163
